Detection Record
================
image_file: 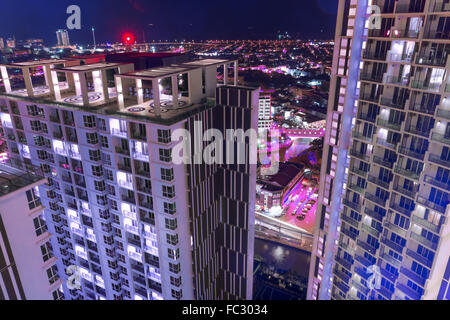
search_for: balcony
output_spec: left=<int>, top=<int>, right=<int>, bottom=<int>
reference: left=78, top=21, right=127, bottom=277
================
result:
left=391, top=28, right=419, bottom=39
left=394, top=166, right=420, bottom=180
left=379, top=266, right=398, bottom=283
left=396, top=282, right=422, bottom=300
left=404, top=125, right=430, bottom=138
left=431, top=132, right=450, bottom=146
left=383, top=220, right=407, bottom=237
left=118, top=163, right=132, bottom=173
left=354, top=266, right=370, bottom=280
left=410, top=232, right=438, bottom=250
left=411, top=80, right=441, bottom=92
left=357, top=112, right=376, bottom=123
left=64, top=189, right=75, bottom=197
left=121, top=195, right=136, bottom=205
left=126, top=225, right=139, bottom=236
left=342, top=228, right=359, bottom=240
left=137, top=186, right=152, bottom=195
left=430, top=1, right=450, bottom=12
left=375, top=286, right=393, bottom=300
left=392, top=183, right=417, bottom=199
left=368, top=28, right=391, bottom=38
left=384, top=75, right=409, bottom=87
left=361, top=223, right=381, bottom=238
left=423, top=175, right=449, bottom=191
left=131, top=131, right=146, bottom=141
left=352, top=131, right=373, bottom=143
left=360, top=72, right=383, bottom=83
left=423, top=28, right=450, bottom=40
left=349, top=149, right=370, bottom=162
left=368, top=174, right=390, bottom=190
left=136, top=168, right=151, bottom=177
left=139, top=201, right=153, bottom=210
left=381, top=236, right=404, bottom=254
left=400, top=267, right=426, bottom=287
left=416, top=195, right=447, bottom=214
left=332, top=292, right=345, bottom=300
left=341, top=214, right=360, bottom=228
left=357, top=239, right=379, bottom=255
left=359, top=93, right=379, bottom=103
left=376, top=138, right=397, bottom=150
left=377, top=119, right=402, bottom=131
left=365, top=191, right=388, bottom=207
left=115, top=146, right=130, bottom=156
left=409, top=103, right=436, bottom=115
left=380, top=252, right=401, bottom=268
left=388, top=52, right=413, bottom=63
left=436, top=108, right=450, bottom=121
left=373, top=155, right=395, bottom=169
left=355, top=254, right=373, bottom=267
left=53, top=131, right=64, bottom=139
left=351, top=279, right=370, bottom=295
left=333, top=268, right=351, bottom=284
left=130, top=263, right=145, bottom=274
left=398, top=146, right=426, bottom=161
left=342, top=198, right=361, bottom=212
left=348, top=183, right=365, bottom=195
left=405, top=249, right=433, bottom=268
left=334, top=281, right=350, bottom=294
left=133, top=276, right=146, bottom=287
left=363, top=51, right=387, bottom=61
left=335, top=256, right=353, bottom=271
left=364, top=207, right=385, bottom=222
left=390, top=202, right=413, bottom=217
left=350, top=166, right=368, bottom=178
left=380, top=97, right=405, bottom=110
left=415, top=54, right=448, bottom=67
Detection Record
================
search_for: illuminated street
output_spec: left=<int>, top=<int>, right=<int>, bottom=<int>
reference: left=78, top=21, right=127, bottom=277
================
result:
left=256, top=136, right=320, bottom=243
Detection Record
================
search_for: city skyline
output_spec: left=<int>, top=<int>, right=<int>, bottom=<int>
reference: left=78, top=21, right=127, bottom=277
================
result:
left=0, top=0, right=338, bottom=45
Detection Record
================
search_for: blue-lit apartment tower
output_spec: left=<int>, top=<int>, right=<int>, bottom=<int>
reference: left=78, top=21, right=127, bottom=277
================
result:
left=308, top=0, right=450, bottom=300
left=0, top=58, right=257, bottom=300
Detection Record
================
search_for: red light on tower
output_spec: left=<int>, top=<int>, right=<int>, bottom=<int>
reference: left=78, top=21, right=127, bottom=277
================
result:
left=123, top=33, right=135, bottom=45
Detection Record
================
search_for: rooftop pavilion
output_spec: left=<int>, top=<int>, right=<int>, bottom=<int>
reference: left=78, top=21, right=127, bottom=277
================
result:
left=1, top=57, right=240, bottom=122
left=0, top=59, right=78, bottom=98
left=51, top=62, right=134, bottom=106
left=115, top=58, right=238, bottom=116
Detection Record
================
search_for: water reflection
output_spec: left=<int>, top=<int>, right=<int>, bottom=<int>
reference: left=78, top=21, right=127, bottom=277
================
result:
left=255, top=238, right=310, bottom=278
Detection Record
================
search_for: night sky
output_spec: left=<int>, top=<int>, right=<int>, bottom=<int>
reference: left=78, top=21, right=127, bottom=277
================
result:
left=0, top=0, right=338, bottom=45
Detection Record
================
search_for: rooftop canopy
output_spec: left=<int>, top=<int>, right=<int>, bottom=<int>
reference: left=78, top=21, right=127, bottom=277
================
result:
left=53, top=62, right=125, bottom=73
left=0, top=58, right=70, bottom=68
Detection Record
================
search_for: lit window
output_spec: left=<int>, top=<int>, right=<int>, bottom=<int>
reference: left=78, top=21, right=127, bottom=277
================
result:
left=26, top=189, right=41, bottom=210
left=157, top=129, right=171, bottom=143
left=46, top=265, right=59, bottom=285
left=33, top=215, right=48, bottom=236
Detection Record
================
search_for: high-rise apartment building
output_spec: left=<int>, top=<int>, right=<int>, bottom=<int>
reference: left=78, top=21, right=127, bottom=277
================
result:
left=0, top=160, right=62, bottom=300
left=56, top=30, right=70, bottom=47
left=309, top=0, right=450, bottom=300
left=258, top=92, right=272, bottom=130
left=6, top=38, right=15, bottom=49
left=0, top=57, right=257, bottom=300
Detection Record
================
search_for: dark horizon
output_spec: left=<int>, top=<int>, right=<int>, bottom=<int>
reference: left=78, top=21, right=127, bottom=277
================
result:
left=0, top=0, right=338, bottom=46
